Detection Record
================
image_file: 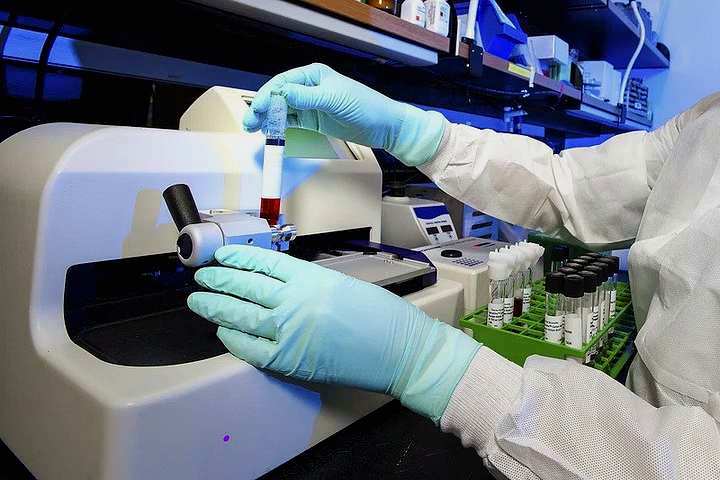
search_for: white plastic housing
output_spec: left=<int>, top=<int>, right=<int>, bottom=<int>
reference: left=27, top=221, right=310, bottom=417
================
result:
left=0, top=122, right=461, bottom=480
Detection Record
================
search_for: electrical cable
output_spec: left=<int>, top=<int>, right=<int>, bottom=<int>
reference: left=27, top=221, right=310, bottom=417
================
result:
left=619, top=1, right=645, bottom=107
left=33, top=6, right=72, bottom=123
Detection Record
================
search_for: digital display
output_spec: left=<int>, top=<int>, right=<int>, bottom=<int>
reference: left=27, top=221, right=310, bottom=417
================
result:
left=426, top=227, right=439, bottom=235
left=441, top=225, right=453, bottom=233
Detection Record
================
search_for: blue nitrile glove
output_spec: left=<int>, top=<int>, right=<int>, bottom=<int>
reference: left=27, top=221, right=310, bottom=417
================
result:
left=187, top=245, right=480, bottom=424
left=243, top=63, right=447, bottom=167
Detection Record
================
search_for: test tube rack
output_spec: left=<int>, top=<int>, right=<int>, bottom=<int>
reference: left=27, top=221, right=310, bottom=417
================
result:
left=459, top=281, right=635, bottom=378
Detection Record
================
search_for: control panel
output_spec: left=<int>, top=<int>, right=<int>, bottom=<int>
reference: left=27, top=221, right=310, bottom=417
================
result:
left=412, top=205, right=457, bottom=245
left=381, top=196, right=458, bottom=249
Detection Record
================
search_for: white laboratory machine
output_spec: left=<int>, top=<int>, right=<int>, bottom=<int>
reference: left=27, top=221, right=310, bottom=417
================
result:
left=381, top=196, right=458, bottom=249
left=417, top=238, right=505, bottom=314
left=0, top=87, right=466, bottom=480
left=418, top=238, right=544, bottom=315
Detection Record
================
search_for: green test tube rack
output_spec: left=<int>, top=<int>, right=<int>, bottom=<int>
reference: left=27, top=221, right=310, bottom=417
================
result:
left=459, top=281, right=636, bottom=378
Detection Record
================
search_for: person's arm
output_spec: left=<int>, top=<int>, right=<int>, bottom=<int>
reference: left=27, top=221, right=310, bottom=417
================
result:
left=419, top=93, right=720, bottom=246
left=440, top=347, right=720, bottom=479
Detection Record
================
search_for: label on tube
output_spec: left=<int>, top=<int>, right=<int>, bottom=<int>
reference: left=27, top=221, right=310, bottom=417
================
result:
left=564, top=312, right=582, bottom=349
left=487, top=302, right=504, bottom=328
left=503, top=297, right=513, bottom=324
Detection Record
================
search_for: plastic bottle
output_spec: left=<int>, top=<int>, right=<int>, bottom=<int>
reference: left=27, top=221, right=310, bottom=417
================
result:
left=563, top=274, right=584, bottom=353
left=400, top=0, right=426, bottom=26
left=487, top=251, right=512, bottom=329
left=545, top=272, right=565, bottom=344
left=550, top=245, right=569, bottom=272
left=424, top=0, right=450, bottom=37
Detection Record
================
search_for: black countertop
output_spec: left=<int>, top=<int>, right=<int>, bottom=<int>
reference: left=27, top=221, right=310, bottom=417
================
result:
left=1, top=401, right=491, bottom=480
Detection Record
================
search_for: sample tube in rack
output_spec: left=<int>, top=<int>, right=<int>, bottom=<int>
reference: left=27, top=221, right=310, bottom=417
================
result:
left=544, top=272, right=565, bottom=344
left=260, top=92, right=288, bottom=226
left=578, top=270, right=599, bottom=362
left=487, top=252, right=512, bottom=329
left=550, top=245, right=569, bottom=272
left=563, top=274, right=584, bottom=354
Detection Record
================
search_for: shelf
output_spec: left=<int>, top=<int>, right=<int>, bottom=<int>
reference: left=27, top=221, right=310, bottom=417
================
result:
left=296, top=0, right=450, bottom=52
left=191, top=0, right=445, bottom=66
left=500, top=0, right=670, bottom=69
left=453, top=44, right=582, bottom=101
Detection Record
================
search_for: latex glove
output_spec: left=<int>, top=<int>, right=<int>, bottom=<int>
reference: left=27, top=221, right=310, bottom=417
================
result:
left=187, top=245, right=480, bottom=423
left=243, top=63, right=447, bottom=167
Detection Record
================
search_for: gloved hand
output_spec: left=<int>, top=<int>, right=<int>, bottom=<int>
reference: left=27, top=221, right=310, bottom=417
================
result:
left=243, top=63, right=447, bottom=167
left=187, top=245, right=480, bottom=423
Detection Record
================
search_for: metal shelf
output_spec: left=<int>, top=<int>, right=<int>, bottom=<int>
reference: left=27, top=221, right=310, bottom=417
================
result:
left=500, top=0, right=670, bottom=69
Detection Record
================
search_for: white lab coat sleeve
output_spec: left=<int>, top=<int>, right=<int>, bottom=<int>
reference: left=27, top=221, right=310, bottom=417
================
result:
left=441, top=347, right=720, bottom=479
left=417, top=97, right=719, bottom=245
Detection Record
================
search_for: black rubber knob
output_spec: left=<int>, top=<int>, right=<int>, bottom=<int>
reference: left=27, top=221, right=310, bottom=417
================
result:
left=163, top=184, right=202, bottom=231
left=177, top=233, right=193, bottom=260
left=441, top=249, right=462, bottom=258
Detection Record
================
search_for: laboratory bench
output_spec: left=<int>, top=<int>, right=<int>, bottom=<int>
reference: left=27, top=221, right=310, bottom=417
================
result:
left=0, top=401, right=492, bottom=480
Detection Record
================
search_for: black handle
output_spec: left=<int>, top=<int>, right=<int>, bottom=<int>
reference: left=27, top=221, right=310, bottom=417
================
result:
left=163, top=184, right=202, bottom=231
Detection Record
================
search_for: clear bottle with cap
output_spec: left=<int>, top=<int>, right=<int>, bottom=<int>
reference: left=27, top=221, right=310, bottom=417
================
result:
left=563, top=274, right=585, bottom=355
left=550, top=245, right=570, bottom=272
left=607, top=257, right=620, bottom=325
left=544, top=272, right=565, bottom=344
left=589, top=262, right=610, bottom=345
left=519, top=243, right=535, bottom=314
left=578, top=270, right=599, bottom=362
left=487, top=251, right=512, bottom=329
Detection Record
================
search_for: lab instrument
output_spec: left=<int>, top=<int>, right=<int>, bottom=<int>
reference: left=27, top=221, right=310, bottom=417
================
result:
left=416, top=237, right=510, bottom=314
left=381, top=196, right=457, bottom=248
left=0, top=86, right=464, bottom=480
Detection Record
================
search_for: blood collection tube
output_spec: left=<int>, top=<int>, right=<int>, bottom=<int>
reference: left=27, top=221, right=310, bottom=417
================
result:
left=260, top=92, right=287, bottom=226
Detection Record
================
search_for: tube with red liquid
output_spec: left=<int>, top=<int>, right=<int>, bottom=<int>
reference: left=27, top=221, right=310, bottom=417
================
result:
left=260, top=92, right=287, bottom=226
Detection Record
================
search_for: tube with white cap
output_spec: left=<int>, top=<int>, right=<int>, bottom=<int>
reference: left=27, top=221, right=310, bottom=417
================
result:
left=487, top=251, right=512, bottom=329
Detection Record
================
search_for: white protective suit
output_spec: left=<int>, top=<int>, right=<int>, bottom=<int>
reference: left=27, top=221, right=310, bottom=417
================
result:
left=419, top=94, right=720, bottom=479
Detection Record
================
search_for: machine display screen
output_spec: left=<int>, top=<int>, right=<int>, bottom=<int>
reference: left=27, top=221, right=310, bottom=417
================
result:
left=426, top=227, right=440, bottom=234
left=441, top=225, right=453, bottom=232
